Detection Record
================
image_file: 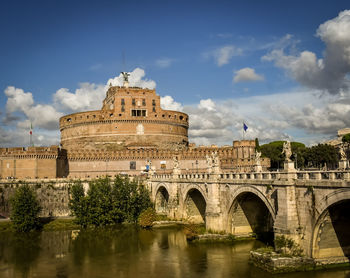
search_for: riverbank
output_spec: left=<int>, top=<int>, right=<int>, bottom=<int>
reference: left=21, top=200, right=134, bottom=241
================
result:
left=250, top=249, right=350, bottom=273
left=0, top=218, right=80, bottom=232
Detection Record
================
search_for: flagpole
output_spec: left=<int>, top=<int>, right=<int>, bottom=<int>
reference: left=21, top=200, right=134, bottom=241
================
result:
left=242, top=122, right=244, bottom=140
left=30, top=122, right=33, bottom=147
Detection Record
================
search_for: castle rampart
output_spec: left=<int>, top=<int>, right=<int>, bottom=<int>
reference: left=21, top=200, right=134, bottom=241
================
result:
left=0, top=146, right=68, bottom=179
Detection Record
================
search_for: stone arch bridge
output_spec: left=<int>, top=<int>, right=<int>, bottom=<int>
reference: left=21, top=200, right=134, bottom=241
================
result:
left=148, top=169, right=350, bottom=262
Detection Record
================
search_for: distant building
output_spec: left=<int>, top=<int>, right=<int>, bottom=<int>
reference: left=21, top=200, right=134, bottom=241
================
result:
left=326, top=128, right=350, bottom=147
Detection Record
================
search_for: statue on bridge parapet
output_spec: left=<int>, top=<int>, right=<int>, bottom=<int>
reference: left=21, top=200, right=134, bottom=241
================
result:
left=255, top=150, right=262, bottom=172
left=339, top=144, right=348, bottom=169
left=282, top=141, right=295, bottom=172
left=206, top=151, right=221, bottom=174
left=282, top=141, right=292, bottom=162
left=172, top=155, right=181, bottom=176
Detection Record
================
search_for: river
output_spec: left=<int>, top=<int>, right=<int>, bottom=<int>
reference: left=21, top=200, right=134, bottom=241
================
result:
left=0, top=225, right=349, bottom=278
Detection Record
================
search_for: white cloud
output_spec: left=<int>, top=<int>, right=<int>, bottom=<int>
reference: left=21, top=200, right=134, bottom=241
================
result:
left=4, top=86, right=63, bottom=130
left=53, top=83, right=106, bottom=112
left=263, top=10, right=350, bottom=94
left=107, top=68, right=156, bottom=89
left=5, top=86, right=34, bottom=114
left=155, top=58, right=174, bottom=68
left=198, top=99, right=216, bottom=111
left=160, top=96, right=183, bottom=111
left=3, top=64, right=350, bottom=148
left=233, top=67, right=264, bottom=83
left=204, top=45, right=242, bottom=67
left=1, top=68, right=157, bottom=147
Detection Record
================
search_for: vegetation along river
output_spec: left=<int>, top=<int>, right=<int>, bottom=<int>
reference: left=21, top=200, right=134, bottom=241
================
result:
left=0, top=225, right=350, bottom=278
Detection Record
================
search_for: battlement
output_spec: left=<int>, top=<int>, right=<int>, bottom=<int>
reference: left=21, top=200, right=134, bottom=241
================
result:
left=59, top=109, right=189, bottom=130
left=0, top=145, right=66, bottom=159
left=233, top=140, right=256, bottom=147
left=0, top=146, right=68, bottom=179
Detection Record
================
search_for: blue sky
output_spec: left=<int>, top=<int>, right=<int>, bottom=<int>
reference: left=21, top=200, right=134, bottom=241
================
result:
left=1, top=0, right=350, bottom=147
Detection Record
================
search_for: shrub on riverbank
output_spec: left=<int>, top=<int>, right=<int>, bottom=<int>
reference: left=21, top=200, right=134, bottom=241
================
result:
left=183, top=224, right=206, bottom=241
left=274, top=235, right=303, bottom=256
left=138, top=207, right=156, bottom=228
left=10, top=184, right=42, bottom=232
left=42, top=218, right=80, bottom=231
left=69, top=176, right=153, bottom=227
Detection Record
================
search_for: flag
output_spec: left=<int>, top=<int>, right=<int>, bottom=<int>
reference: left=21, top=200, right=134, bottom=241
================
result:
left=30, top=122, right=33, bottom=135
left=243, top=123, right=248, bottom=132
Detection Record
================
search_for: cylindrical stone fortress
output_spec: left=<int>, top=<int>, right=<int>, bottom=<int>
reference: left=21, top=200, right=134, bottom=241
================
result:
left=59, top=86, right=189, bottom=151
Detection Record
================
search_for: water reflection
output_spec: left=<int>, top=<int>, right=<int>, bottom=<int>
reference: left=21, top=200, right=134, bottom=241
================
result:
left=0, top=226, right=349, bottom=278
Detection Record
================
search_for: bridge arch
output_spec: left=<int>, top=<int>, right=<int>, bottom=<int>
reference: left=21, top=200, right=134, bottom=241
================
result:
left=312, top=189, right=350, bottom=259
left=226, top=186, right=275, bottom=242
left=183, top=184, right=207, bottom=224
left=154, top=183, right=170, bottom=214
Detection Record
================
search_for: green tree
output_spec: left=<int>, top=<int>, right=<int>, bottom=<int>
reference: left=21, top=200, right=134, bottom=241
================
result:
left=255, top=138, right=260, bottom=152
left=10, top=184, right=42, bottom=232
left=69, top=180, right=89, bottom=227
left=304, top=144, right=339, bottom=169
left=260, top=141, right=284, bottom=169
left=260, top=141, right=306, bottom=169
left=342, top=133, right=350, bottom=144
left=69, top=176, right=152, bottom=228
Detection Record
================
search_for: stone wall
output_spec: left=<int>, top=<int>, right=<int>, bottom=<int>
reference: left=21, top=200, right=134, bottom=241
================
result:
left=0, top=179, right=75, bottom=218
left=0, top=146, right=68, bottom=179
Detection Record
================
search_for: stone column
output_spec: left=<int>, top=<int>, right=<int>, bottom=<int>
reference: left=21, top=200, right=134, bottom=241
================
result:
left=168, top=180, right=181, bottom=220
left=205, top=179, right=223, bottom=232
left=274, top=181, right=302, bottom=245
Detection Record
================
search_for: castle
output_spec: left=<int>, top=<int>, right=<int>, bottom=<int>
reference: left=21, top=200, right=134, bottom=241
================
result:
left=0, top=75, right=269, bottom=179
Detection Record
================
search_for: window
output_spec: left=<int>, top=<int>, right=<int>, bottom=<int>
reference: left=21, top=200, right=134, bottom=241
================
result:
left=152, top=107, right=156, bottom=112
left=131, top=109, right=146, bottom=116
left=142, top=99, right=146, bottom=106
left=121, top=105, right=125, bottom=112
left=121, top=99, right=125, bottom=105
left=130, top=161, right=136, bottom=170
left=152, top=99, right=156, bottom=106
left=132, top=99, right=136, bottom=106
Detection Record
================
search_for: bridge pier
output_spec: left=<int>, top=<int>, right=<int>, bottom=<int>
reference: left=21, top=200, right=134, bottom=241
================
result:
left=274, top=182, right=302, bottom=245
left=205, top=179, right=223, bottom=232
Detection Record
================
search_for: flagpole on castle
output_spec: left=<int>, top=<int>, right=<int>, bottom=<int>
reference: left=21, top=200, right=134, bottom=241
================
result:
left=29, top=122, right=33, bottom=147
left=242, top=122, right=244, bottom=140
left=242, top=122, right=248, bottom=140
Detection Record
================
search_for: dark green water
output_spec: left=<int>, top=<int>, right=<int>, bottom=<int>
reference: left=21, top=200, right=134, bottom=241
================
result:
left=0, top=226, right=350, bottom=278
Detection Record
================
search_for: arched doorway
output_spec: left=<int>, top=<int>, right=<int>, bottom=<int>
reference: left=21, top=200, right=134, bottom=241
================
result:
left=228, top=192, right=274, bottom=242
left=155, top=186, right=169, bottom=214
left=184, top=188, right=206, bottom=223
left=313, top=199, right=350, bottom=259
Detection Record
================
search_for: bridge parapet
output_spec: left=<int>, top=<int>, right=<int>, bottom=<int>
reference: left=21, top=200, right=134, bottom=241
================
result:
left=150, top=170, right=350, bottom=187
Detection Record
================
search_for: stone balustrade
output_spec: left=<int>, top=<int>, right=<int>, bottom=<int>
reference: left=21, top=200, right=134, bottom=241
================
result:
left=150, top=169, right=350, bottom=184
